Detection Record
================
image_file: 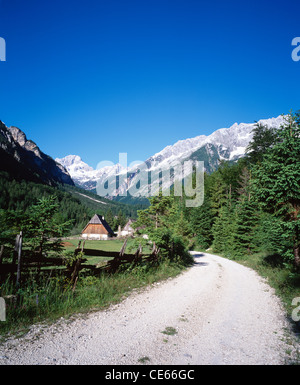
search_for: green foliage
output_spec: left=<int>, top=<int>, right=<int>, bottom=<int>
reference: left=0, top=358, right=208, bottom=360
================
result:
left=62, top=250, right=84, bottom=268
left=0, top=172, right=91, bottom=235
left=116, top=209, right=127, bottom=229
left=212, top=204, right=236, bottom=257
left=134, top=193, right=193, bottom=264
left=208, top=172, right=227, bottom=217
left=104, top=208, right=114, bottom=228
left=0, top=195, right=73, bottom=258
left=22, top=196, right=73, bottom=256
left=245, top=121, right=278, bottom=164
left=231, top=200, right=258, bottom=258
left=252, top=213, right=288, bottom=259
left=189, top=197, right=214, bottom=250
left=0, top=172, right=138, bottom=237
left=252, top=113, right=300, bottom=267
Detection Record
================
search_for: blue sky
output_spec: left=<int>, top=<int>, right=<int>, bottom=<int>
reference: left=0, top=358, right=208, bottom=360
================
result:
left=0, top=0, right=300, bottom=168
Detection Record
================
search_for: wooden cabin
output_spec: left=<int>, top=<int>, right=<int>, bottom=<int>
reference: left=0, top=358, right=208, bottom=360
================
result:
left=120, top=219, right=136, bottom=237
left=81, top=214, right=114, bottom=240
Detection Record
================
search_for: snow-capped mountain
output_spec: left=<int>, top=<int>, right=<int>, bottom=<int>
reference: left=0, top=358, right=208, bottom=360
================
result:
left=144, top=115, right=285, bottom=169
left=55, top=155, right=125, bottom=191
left=56, top=115, right=286, bottom=196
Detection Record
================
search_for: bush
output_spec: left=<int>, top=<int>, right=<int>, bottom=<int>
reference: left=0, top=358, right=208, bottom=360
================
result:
left=150, top=228, right=193, bottom=265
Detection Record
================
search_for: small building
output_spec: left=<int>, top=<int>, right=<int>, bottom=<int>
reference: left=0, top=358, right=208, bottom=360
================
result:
left=120, top=219, right=136, bottom=237
left=82, top=214, right=114, bottom=240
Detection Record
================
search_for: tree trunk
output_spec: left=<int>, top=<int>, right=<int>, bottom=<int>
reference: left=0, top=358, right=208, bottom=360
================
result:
left=294, top=244, right=300, bottom=270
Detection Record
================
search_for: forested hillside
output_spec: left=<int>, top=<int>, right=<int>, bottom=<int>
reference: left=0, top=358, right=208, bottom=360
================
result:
left=0, top=172, right=144, bottom=236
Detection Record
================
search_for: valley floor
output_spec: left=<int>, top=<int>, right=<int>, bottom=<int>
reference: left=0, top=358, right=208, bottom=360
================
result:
left=0, top=252, right=298, bottom=365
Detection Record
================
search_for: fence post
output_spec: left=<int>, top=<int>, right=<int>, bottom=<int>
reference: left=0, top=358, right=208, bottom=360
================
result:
left=16, top=231, right=23, bottom=288
left=133, top=244, right=142, bottom=266
left=70, top=240, right=85, bottom=290
left=12, top=233, right=20, bottom=265
left=74, top=240, right=80, bottom=254
left=109, top=239, right=128, bottom=273
left=10, top=233, right=20, bottom=282
left=119, top=238, right=127, bottom=257
left=150, top=243, right=160, bottom=265
left=0, top=245, right=4, bottom=268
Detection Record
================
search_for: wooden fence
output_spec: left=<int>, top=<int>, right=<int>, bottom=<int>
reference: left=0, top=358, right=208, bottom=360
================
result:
left=0, top=233, right=161, bottom=291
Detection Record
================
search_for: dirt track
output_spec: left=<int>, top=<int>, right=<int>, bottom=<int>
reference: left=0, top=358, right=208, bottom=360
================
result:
left=0, top=252, right=297, bottom=365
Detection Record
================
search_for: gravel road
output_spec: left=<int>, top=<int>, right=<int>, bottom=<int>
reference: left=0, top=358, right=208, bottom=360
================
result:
left=0, top=252, right=297, bottom=365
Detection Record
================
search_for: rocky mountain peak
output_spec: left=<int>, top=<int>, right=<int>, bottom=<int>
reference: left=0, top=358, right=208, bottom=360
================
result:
left=0, top=122, right=74, bottom=186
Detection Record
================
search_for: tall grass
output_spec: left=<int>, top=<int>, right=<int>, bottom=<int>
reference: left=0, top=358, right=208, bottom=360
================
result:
left=0, top=258, right=187, bottom=338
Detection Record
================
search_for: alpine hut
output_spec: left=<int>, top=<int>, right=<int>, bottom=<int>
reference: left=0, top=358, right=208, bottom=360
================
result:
left=81, top=214, right=114, bottom=240
left=120, top=219, right=136, bottom=237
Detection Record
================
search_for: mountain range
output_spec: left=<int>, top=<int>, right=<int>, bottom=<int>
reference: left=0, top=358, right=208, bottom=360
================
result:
left=56, top=115, right=285, bottom=198
left=0, top=120, right=145, bottom=217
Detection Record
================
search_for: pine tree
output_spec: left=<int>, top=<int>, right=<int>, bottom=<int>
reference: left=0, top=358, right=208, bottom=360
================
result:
left=246, top=122, right=278, bottom=164
left=116, top=209, right=127, bottom=229
left=237, top=167, right=252, bottom=203
left=232, top=200, right=258, bottom=257
left=209, top=172, right=227, bottom=217
left=252, top=113, right=300, bottom=268
left=212, top=204, right=236, bottom=256
left=24, top=195, right=73, bottom=256
left=190, top=198, right=214, bottom=250
left=105, top=208, right=114, bottom=228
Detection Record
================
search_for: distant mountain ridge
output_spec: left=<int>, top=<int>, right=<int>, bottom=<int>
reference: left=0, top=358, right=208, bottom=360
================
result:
left=57, top=115, right=286, bottom=196
left=55, top=155, right=125, bottom=191
left=0, top=121, right=74, bottom=186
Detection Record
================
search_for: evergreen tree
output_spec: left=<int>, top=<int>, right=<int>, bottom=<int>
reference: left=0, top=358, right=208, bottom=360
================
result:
left=252, top=113, right=300, bottom=268
left=116, top=209, right=127, bottom=229
left=237, top=167, right=252, bottom=203
left=212, top=204, right=236, bottom=256
left=134, top=193, right=192, bottom=264
left=246, top=122, right=278, bottom=164
left=252, top=212, right=287, bottom=259
left=232, top=200, right=258, bottom=257
left=209, top=172, right=227, bottom=217
left=189, top=198, right=214, bottom=250
left=23, top=195, right=73, bottom=256
left=105, top=208, right=114, bottom=228
left=134, top=193, right=175, bottom=233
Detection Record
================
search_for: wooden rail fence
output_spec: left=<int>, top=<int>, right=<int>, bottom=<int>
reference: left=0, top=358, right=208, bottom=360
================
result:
left=0, top=234, right=161, bottom=290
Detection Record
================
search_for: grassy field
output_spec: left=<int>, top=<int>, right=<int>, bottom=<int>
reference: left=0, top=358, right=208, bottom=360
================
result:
left=62, top=238, right=131, bottom=252
left=61, top=238, right=153, bottom=253
left=62, top=238, right=152, bottom=265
